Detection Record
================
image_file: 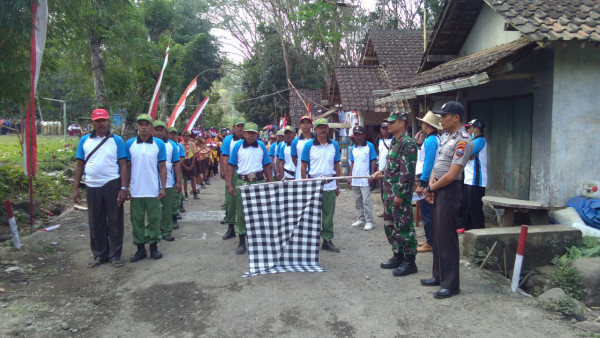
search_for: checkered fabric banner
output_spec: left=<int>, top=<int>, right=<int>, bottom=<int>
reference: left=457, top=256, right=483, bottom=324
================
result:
left=238, top=180, right=326, bottom=277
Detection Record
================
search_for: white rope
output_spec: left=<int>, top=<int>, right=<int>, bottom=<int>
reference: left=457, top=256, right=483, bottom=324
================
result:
left=238, top=176, right=372, bottom=188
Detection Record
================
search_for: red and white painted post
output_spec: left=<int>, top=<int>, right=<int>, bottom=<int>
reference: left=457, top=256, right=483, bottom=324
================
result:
left=4, top=200, right=21, bottom=249
left=511, top=225, right=529, bottom=292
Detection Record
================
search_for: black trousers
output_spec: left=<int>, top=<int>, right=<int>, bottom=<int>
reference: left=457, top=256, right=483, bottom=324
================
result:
left=461, top=184, right=486, bottom=230
left=432, top=181, right=461, bottom=290
left=86, top=178, right=124, bottom=259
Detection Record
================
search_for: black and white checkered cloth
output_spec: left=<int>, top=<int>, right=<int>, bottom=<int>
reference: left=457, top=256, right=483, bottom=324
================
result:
left=238, top=180, right=326, bottom=277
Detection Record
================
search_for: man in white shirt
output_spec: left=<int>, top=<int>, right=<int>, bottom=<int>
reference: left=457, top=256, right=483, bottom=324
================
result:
left=348, top=126, right=377, bottom=231
left=227, top=122, right=272, bottom=254
left=291, top=115, right=314, bottom=179
left=301, top=118, right=341, bottom=252
left=377, top=121, right=393, bottom=215
left=73, top=108, right=128, bottom=268
left=152, top=120, right=181, bottom=242
left=277, top=126, right=296, bottom=180
left=125, top=114, right=167, bottom=262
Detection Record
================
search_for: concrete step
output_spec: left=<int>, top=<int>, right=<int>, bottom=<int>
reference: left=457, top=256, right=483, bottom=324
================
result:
left=463, top=225, right=582, bottom=271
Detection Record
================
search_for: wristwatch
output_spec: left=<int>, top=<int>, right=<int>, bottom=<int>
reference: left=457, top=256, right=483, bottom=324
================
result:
left=426, top=185, right=432, bottom=193
left=121, top=187, right=128, bottom=192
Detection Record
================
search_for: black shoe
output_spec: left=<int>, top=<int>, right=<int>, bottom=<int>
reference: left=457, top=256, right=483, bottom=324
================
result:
left=434, top=288, right=460, bottom=299
left=162, top=234, right=175, bottom=241
left=193, top=193, right=200, bottom=200
left=420, top=277, right=441, bottom=286
left=393, top=261, right=418, bottom=276
left=321, top=240, right=340, bottom=253
left=380, top=252, right=403, bottom=269
left=172, top=215, right=180, bottom=229
left=201, top=184, right=206, bottom=189
left=149, top=243, right=163, bottom=259
left=184, top=194, right=189, bottom=201
left=205, top=180, right=210, bottom=185
left=220, top=219, right=225, bottom=224
left=179, top=205, right=186, bottom=213
left=236, top=234, right=246, bottom=255
left=130, top=244, right=147, bottom=262
left=222, top=224, right=236, bottom=240
left=176, top=213, right=182, bottom=220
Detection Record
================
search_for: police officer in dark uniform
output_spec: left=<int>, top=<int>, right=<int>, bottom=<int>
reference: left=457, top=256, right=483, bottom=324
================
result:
left=421, top=101, right=473, bottom=299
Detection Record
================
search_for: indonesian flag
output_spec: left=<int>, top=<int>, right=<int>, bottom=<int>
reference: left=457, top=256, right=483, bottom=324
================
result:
left=167, top=77, right=197, bottom=128
left=184, top=96, right=209, bottom=132
left=279, top=116, right=287, bottom=129
left=148, top=44, right=170, bottom=121
left=23, top=0, right=48, bottom=176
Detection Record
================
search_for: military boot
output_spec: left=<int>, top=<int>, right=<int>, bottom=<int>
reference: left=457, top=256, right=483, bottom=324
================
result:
left=236, top=234, right=247, bottom=255
left=149, top=243, right=163, bottom=259
left=222, top=224, right=236, bottom=240
left=393, top=254, right=418, bottom=276
left=130, top=244, right=147, bottom=262
left=172, top=215, right=180, bottom=229
left=380, top=252, right=403, bottom=269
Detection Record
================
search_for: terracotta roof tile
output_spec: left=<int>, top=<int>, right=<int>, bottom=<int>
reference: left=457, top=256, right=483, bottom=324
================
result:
left=410, top=38, right=535, bottom=87
left=364, top=30, right=427, bottom=87
left=485, top=0, right=600, bottom=42
left=333, top=66, right=391, bottom=112
left=288, top=88, right=322, bottom=127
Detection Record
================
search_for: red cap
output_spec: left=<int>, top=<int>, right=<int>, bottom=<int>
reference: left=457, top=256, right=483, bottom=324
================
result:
left=300, top=115, right=312, bottom=122
left=91, top=109, right=109, bottom=120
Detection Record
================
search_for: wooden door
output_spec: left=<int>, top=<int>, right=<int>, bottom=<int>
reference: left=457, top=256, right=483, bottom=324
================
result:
left=468, top=95, right=533, bottom=199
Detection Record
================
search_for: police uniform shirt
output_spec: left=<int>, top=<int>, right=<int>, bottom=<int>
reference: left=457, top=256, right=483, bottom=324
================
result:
left=350, top=141, right=377, bottom=187
left=464, top=136, right=488, bottom=187
left=126, top=136, right=167, bottom=198
left=432, top=127, right=474, bottom=180
left=300, top=138, right=341, bottom=191
left=75, top=131, right=126, bottom=188
left=164, top=139, right=181, bottom=188
left=228, top=140, right=270, bottom=175
left=291, top=134, right=313, bottom=179
left=277, top=141, right=296, bottom=178
left=377, top=137, right=393, bottom=171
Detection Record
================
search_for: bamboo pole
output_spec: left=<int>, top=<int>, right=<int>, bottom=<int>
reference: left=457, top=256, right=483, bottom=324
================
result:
left=479, top=241, right=498, bottom=270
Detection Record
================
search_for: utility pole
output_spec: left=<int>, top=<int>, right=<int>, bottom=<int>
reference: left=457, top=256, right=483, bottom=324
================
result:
left=39, top=97, right=67, bottom=140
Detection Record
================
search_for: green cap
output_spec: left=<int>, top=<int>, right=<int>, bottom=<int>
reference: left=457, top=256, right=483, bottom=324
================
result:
left=167, top=127, right=178, bottom=133
left=153, top=120, right=166, bottom=128
left=276, top=130, right=284, bottom=136
left=387, top=111, right=409, bottom=122
left=232, top=116, right=246, bottom=126
left=244, top=122, right=258, bottom=133
left=137, top=114, right=153, bottom=123
left=284, top=125, right=295, bottom=133
left=313, top=117, right=329, bottom=127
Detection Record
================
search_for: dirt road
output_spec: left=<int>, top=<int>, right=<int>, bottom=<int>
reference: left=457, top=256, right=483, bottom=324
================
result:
left=0, top=177, right=579, bottom=337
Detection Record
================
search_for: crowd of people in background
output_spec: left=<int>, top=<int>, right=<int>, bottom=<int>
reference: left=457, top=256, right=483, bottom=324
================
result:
left=74, top=103, right=488, bottom=300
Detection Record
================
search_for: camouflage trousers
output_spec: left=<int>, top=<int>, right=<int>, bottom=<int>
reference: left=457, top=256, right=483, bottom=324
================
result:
left=382, top=190, right=417, bottom=255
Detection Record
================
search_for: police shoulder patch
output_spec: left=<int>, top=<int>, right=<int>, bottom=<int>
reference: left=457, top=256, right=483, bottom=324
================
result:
left=461, top=131, right=469, bottom=138
left=455, top=140, right=467, bottom=157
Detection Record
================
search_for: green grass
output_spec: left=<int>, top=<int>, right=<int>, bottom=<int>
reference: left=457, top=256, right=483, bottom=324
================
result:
left=0, top=134, right=80, bottom=225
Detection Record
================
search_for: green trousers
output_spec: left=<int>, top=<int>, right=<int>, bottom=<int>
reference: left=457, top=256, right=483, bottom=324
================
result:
left=130, top=197, right=162, bottom=245
left=383, top=192, right=417, bottom=255
left=234, top=178, right=264, bottom=235
left=223, top=174, right=238, bottom=225
left=321, top=190, right=337, bottom=241
left=161, top=188, right=175, bottom=236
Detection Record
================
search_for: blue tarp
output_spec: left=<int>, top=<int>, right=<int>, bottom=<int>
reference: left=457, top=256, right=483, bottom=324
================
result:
left=567, top=196, right=600, bottom=229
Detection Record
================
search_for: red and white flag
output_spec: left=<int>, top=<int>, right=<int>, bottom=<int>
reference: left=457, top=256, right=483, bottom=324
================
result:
left=184, top=96, right=209, bottom=132
left=148, top=44, right=170, bottom=121
left=167, top=77, right=197, bottom=128
left=23, top=0, right=48, bottom=176
left=307, top=101, right=311, bottom=117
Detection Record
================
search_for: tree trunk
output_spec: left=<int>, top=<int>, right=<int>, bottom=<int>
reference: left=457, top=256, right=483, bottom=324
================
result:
left=89, top=35, right=110, bottom=109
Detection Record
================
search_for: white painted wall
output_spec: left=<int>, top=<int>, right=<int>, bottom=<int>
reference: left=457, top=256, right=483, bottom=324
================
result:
left=549, top=44, right=600, bottom=205
left=460, top=5, right=522, bottom=57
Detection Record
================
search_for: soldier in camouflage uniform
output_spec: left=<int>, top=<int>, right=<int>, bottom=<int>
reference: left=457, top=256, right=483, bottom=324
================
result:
left=370, top=111, right=418, bottom=277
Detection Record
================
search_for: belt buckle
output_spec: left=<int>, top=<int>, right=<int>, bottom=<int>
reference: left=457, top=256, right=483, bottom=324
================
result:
left=248, top=173, right=256, bottom=182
